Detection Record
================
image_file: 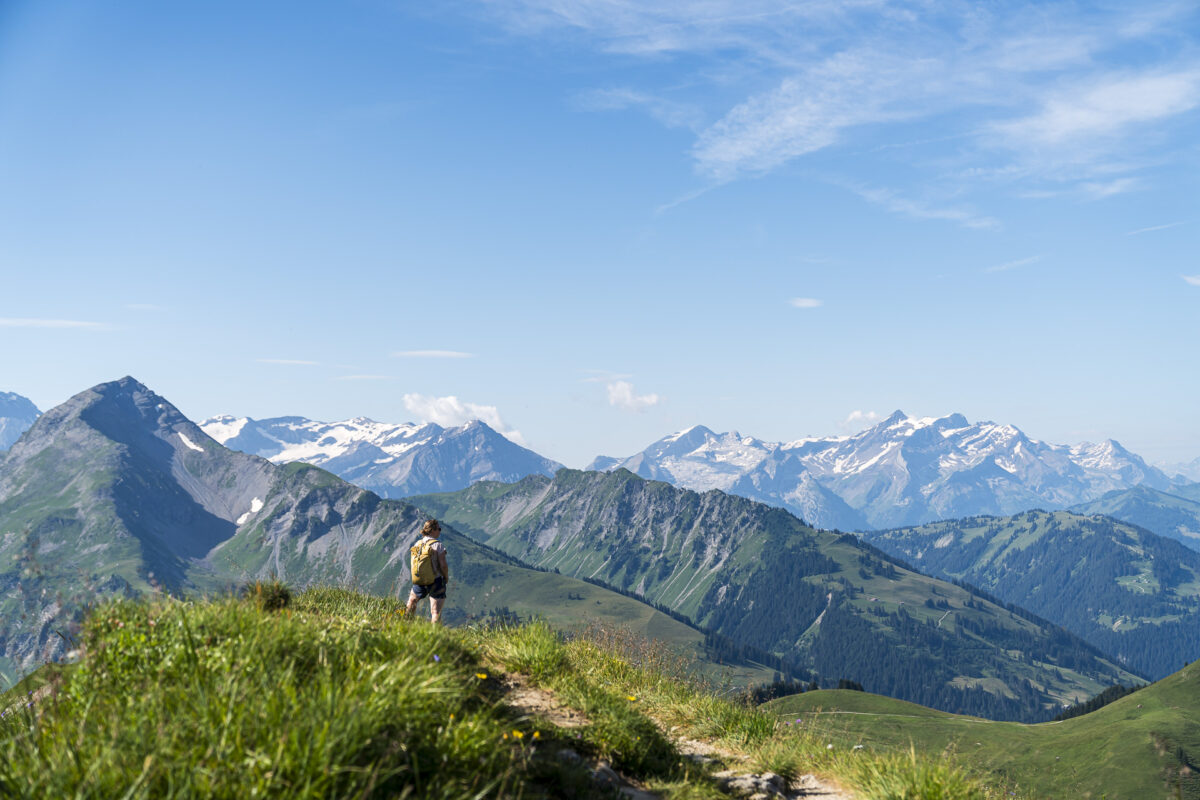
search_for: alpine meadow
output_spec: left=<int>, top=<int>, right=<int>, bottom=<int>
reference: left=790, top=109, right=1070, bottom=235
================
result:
left=3, top=2, right=1200, bottom=799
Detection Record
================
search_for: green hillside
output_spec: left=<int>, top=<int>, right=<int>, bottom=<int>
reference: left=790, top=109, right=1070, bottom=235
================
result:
left=765, top=660, right=1200, bottom=800
left=1070, top=486, right=1200, bottom=551
left=863, top=509, right=1200, bottom=678
left=413, top=470, right=1139, bottom=721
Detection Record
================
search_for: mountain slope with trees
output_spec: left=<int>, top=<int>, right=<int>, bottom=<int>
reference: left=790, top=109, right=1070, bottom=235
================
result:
left=862, top=510, right=1200, bottom=679
left=413, top=471, right=1139, bottom=720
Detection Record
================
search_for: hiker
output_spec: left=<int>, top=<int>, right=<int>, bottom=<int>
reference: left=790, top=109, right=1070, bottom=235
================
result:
left=406, top=519, right=449, bottom=623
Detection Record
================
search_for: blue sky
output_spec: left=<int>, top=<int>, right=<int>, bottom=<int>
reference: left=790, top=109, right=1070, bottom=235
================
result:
left=1, top=0, right=1198, bottom=468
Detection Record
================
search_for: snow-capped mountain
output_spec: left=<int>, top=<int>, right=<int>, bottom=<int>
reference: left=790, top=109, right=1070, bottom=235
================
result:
left=0, top=391, right=40, bottom=450
left=589, top=411, right=1176, bottom=530
left=201, top=414, right=563, bottom=498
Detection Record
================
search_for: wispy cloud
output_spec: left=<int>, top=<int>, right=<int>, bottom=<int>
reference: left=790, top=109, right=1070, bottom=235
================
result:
left=854, top=187, right=1000, bottom=230
left=1183, top=275, right=1200, bottom=287
left=402, top=393, right=526, bottom=445
left=575, top=87, right=702, bottom=130
left=257, top=358, right=320, bottom=366
left=392, top=350, right=475, bottom=359
left=1080, top=177, right=1141, bottom=199
left=984, top=254, right=1043, bottom=274
left=580, top=369, right=632, bottom=384
left=994, top=70, right=1200, bottom=147
left=840, top=410, right=881, bottom=432
left=482, top=2, right=1199, bottom=202
left=1126, top=221, right=1185, bottom=235
left=789, top=297, right=822, bottom=309
left=606, top=380, right=661, bottom=412
left=0, top=317, right=109, bottom=329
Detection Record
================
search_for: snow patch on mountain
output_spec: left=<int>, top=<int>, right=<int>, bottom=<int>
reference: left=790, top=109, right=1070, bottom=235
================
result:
left=178, top=432, right=204, bottom=453
left=201, top=414, right=563, bottom=498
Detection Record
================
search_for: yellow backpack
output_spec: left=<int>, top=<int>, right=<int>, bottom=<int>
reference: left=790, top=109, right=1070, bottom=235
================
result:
left=410, top=538, right=438, bottom=585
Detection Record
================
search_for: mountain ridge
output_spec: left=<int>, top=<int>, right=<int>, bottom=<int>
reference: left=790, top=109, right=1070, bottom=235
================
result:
left=591, top=412, right=1182, bottom=529
left=0, top=391, right=39, bottom=451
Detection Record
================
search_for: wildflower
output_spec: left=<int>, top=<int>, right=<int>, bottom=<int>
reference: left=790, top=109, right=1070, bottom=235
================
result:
left=433, top=654, right=441, bottom=662
left=512, top=730, right=524, bottom=740
left=476, top=672, right=488, bottom=680
left=626, top=695, right=637, bottom=702
left=532, top=731, right=540, bottom=740
left=826, top=744, right=834, bottom=750
left=149, top=620, right=156, bottom=627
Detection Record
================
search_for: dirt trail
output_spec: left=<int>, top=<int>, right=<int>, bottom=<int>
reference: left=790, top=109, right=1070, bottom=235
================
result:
left=501, top=673, right=855, bottom=799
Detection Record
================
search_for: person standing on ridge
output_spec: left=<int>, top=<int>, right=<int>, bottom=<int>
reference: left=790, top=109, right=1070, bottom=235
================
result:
left=406, top=519, right=449, bottom=623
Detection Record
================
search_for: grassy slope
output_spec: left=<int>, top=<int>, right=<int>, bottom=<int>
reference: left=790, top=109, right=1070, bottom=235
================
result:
left=766, top=665, right=1200, bottom=800
left=0, top=588, right=994, bottom=800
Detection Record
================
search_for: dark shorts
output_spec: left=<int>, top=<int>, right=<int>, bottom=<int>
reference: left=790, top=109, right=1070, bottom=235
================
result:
left=410, top=576, right=446, bottom=600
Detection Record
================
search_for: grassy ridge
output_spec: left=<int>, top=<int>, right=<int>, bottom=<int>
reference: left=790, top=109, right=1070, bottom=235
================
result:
left=765, top=673, right=1200, bottom=800
left=1, top=587, right=997, bottom=799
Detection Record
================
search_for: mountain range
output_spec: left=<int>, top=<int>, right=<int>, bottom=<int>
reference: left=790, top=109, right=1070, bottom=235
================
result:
left=861, top=509, right=1200, bottom=679
left=0, top=392, right=39, bottom=450
left=0, top=378, right=1142, bottom=721
left=0, top=378, right=713, bottom=689
left=590, top=412, right=1188, bottom=530
left=413, top=470, right=1139, bottom=720
left=200, top=414, right=563, bottom=498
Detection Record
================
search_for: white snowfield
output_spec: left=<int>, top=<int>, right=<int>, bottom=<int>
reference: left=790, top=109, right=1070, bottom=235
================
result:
left=201, top=415, right=434, bottom=466
left=177, top=432, right=204, bottom=453
left=236, top=497, right=264, bottom=526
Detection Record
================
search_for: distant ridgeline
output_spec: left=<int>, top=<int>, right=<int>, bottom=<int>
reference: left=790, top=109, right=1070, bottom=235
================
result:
left=413, top=469, right=1140, bottom=722
left=862, top=510, right=1200, bottom=679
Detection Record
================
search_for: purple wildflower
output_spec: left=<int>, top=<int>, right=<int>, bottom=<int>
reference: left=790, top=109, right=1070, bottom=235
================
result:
left=433, top=654, right=441, bottom=662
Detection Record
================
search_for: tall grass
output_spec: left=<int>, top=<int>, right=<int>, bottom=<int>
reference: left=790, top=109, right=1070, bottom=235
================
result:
left=0, top=590, right=557, bottom=798
left=0, top=587, right=996, bottom=799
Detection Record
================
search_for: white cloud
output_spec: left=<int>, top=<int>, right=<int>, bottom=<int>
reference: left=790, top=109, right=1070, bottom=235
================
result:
left=402, top=393, right=526, bottom=445
left=840, top=410, right=881, bottom=431
left=995, top=70, right=1200, bottom=147
left=984, top=254, right=1043, bottom=274
left=606, top=380, right=661, bottom=412
left=1126, top=221, right=1184, bottom=235
left=1182, top=275, right=1200, bottom=287
left=392, top=350, right=475, bottom=359
left=789, top=297, right=822, bottom=308
left=0, top=317, right=108, bottom=329
left=257, top=358, right=320, bottom=366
